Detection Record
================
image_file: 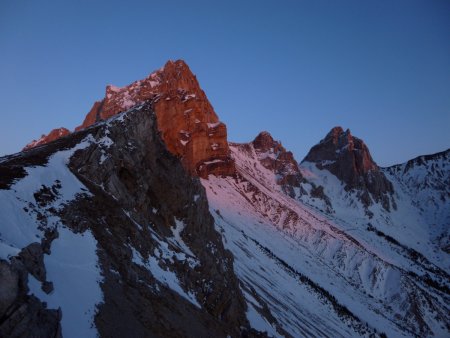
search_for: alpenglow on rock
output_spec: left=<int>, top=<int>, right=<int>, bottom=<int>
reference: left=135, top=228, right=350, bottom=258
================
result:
left=23, top=60, right=235, bottom=178
left=23, top=128, right=70, bottom=151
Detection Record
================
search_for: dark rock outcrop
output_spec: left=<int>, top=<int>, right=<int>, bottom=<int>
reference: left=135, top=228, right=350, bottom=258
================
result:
left=303, top=126, right=394, bottom=210
left=0, top=255, right=61, bottom=338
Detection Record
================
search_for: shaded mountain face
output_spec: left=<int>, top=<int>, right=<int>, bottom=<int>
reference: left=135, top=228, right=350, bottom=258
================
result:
left=0, top=104, right=258, bottom=337
left=303, top=126, right=394, bottom=211
left=23, top=60, right=234, bottom=178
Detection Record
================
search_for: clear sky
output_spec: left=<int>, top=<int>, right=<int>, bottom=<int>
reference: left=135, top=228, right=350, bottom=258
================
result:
left=1, top=0, right=449, bottom=166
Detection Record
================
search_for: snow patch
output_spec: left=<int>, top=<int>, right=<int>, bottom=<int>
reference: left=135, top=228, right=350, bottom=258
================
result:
left=0, top=136, right=93, bottom=259
left=207, top=122, right=221, bottom=128
left=28, top=228, right=103, bottom=338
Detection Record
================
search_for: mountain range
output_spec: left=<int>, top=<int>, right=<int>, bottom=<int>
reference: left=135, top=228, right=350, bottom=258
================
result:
left=1, top=60, right=448, bottom=338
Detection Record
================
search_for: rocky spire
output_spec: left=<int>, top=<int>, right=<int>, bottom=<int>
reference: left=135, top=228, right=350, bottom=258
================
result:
left=303, top=126, right=394, bottom=210
left=23, top=60, right=235, bottom=178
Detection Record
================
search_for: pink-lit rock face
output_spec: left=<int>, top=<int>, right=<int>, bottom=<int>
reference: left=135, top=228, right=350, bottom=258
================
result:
left=79, top=60, right=235, bottom=177
left=23, top=128, right=71, bottom=151
left=303, top=126, right=394, bottom=209
left=24, top=60, right=235, bottom=178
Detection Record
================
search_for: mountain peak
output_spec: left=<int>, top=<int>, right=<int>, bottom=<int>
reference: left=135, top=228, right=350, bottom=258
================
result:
left=304, top=126, right=394, bottom=210
left=322, top=126, right=353, bottom=146
left=247, top=131, right=304, bottom=197
left=24, top=60, right=234, bottom=178
left=79, top=59, right=235, bottom=178
left=324, top=126, right=344, bottom=139
left=252, top=131, right=276, bottom=152
left=309, top=126, right=375, bottom=172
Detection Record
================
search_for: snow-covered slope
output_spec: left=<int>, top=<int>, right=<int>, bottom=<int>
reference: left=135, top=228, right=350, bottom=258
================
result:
left=200, top=141, right=450, bottom=337
left=385, top=149, right=449, bottom=252
left=0, top=136, right=103, bottom=337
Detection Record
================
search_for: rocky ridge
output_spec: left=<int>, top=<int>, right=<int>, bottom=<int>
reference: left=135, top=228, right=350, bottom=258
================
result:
left=23, top=128, right=70, bottom=151
left=384, top=149, right=450, bottom=253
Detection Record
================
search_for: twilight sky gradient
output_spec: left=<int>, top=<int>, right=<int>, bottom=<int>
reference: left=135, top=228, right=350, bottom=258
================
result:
left=1, top=0, right=449, bottom=166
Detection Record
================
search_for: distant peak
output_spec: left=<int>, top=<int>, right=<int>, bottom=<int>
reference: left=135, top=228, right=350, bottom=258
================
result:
left=303, top=126, right=394, bottom=209
left=23, top=127, right=70, bottom=151
left=252, top=131, right=278, bottom=152
left=254, top=131, right=274, bottom=142
left=164, top=59, right=189, bottom=68
left=329, top=126, right=344, bottom=135
left=323, top=126, right=352, bottom=143
left=159, top=59, right=194, bottom=78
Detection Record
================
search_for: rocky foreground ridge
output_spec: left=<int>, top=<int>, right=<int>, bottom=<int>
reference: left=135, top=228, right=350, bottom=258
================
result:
left=1, top=104, right=259, bottom=337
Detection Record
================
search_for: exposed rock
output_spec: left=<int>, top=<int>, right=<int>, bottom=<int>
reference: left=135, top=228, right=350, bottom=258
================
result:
left=23, top=128, right=70, bottom=151
left=0, top=260, right=20, bottom=317
left=303, top=126, right=394, bottom=210
left=75, top=59, right=235, bottom=177
left=41, top=281, right=54, bottom=294
left=21, top=60, right=235, bottom=178
left=0, top=259, right=61, bottom=338
left=252, top=131, right=304, bottom=197
left=17, top=243, right=46, bottom=282
left=23, top=60, right=235, bottom=178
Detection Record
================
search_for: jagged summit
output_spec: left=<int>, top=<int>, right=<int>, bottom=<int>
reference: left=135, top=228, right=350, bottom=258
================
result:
left=252, top=131, right=277, bottom=152
left=229, top=131, right=305, bottom=198
left=303, top=126, right=394, bottom=210
left=251, top=131, right=297, bottom=169
left=322, top=126, right=345, bottom=142
left=76, top=60, right=204, bottom=130
left=304, top=126, right=377, bottom=174
left=23, top=60, right=234, bottom=178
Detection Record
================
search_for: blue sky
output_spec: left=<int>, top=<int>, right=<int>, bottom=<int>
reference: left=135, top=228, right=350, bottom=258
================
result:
left=1, top=0, right=449, bottom=166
